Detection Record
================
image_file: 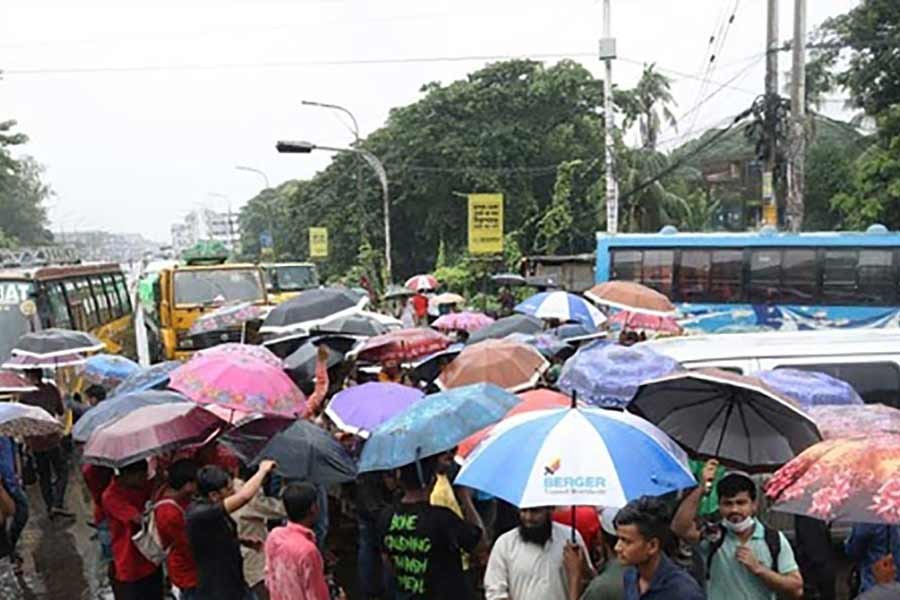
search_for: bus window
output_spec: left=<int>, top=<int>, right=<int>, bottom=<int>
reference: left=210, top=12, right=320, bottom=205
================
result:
left=709, top=250, right=743, bottom=303
left=677, top=250, right=710, bottom=302
left=641, top=250, right=674, bottom=297
left=114, top=274, right=132, bottom=313
left=74, top=279, right=98, bottom=328
left=779, top=363, right=900, bottom=407
left=611, top=250, right=642, bottom=282
left=90, top=276, right=111, bottom=323
left=781, top=249, right=817, bottom=304
left=749, top=249, right=781, bottom=303
left=46, top=282, right=73, bottom=329
left=858, top=249, right=896, bottom=305
left=822, top=250, right=859, bottom=304
left=102, top=275, right=122, bottom=318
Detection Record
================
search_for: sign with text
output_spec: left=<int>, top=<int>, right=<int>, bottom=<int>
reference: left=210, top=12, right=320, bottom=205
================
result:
left=467, top=194, right=504, bottom=255
left=309, top=227, right=328, bottom=258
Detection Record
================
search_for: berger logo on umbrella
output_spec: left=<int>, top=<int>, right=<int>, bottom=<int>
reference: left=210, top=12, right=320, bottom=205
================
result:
left=544, top=457, right=561, bottom=476
left=542, top=460, right=608, bottom=496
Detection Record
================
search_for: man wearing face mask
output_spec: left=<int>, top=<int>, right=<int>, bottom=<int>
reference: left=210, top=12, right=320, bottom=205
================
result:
left=672, top=461, right=803, bottom=600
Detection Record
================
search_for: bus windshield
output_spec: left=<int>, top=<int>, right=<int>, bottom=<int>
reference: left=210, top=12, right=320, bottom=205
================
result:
left=173, top=269, right=265, bottom=306
left=0, top=281, right=33, bottom=360
left=269, top=265, right=318, bottom=292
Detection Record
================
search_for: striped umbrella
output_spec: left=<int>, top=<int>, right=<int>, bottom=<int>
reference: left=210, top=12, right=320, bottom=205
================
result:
left=405, top=274, right=438, bottom=292
left=514, top=291, right=607, bottom=328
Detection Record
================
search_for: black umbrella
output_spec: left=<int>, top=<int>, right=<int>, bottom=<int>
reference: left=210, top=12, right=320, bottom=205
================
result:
left=312, top=313, right=388, bottom=337
left=524, top=275, right=562, bottom=290
left=218, top=414, right=295, bottom=463
left=548, top=323, right=607, bottom=344
left=383, top=285, right=414, bottom=300
left=629, top=368, right=822, bottom=472
left=262, top=288, right=364, bottom=331
left=284, top=341, right=345, bottom=383
left=252, top=420, right=357, bottom=485
left=491, top=273, right=526, bottom=287
left=13, top=328, right=105, bottom=358
left=467, top=314, right=544, bottom=345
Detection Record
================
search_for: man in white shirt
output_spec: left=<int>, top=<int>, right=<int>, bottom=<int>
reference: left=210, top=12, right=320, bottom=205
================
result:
left=484, top=506, right=592, bottom=600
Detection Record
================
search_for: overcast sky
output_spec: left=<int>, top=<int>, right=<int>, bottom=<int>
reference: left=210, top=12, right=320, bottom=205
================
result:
left=2, top=0, right=857, bottom=243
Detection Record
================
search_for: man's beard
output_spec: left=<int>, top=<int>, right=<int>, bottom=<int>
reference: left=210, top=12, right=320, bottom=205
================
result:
left=518, top=519, right=553, bottom=546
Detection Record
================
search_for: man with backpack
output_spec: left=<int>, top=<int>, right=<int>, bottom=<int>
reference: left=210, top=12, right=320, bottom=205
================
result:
left=672, top=461, right=803, bottom=600
left=154, top=460, right=200, bottom=599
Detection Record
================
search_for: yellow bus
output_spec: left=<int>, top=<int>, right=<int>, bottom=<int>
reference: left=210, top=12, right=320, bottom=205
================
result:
left=0, top=261, right=136, bottom=362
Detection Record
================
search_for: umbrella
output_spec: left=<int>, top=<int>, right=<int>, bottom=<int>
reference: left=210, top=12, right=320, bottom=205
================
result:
left=405, top=274, right=438, bottom=292
left=548, top=323, right=607, bottom=344
left=353, top=328, right=451, bottom=364
left=252, top=420, right=357, bottom=485
left=457, top=389, right=572, bottom=459
left=195, top=343, right=283, bottom=368
left=491, top=273, right=526, bottom=287
left=456, top=406, right=695, bottom=509
left=283, top=342, right=345, bottom=383
left=188, top=302, right=266, bottom=335
left=524, top=275, right=562, bottom=289
left=807, top=404, right=900, bottom=439
left=438, top=339, right=548, bottom=393
left=12, top=328, right=105, bottom=358
left=324, top=382, right=425, bottom=438
left=170, top=352, right=306, bottom=418
left=383, top=285, right=415, bottom=300
left=755, top=369, right=864, bottom=408
left=359, top=383, right=520, bottom=472
left=0, top=403, right=63, bottom=437
left=503, top=333, right=572, bottom=359
left=3, top=351, right=87, bottom=370
left=432, top=312, right=495, bottom=333
left=514, top=291, right=607, bottom=328
left=0, top=370, right=37, bottom=394
left=113, top=361, right=181, bottom=396
left=312, top=312, right=389, bottom=337
left=467, top=314, right=544, bottom=345
left=431, top=293, right=465, bottom=306
left=766, top=434, right=900, bottom=524
left=585, top=281, right=676, bottom=317
left=217, top=414, right=296, bottom=462
left=81, top=354, right=141, bottom=387
left=629, top=369, right=822, bottom=471
left=262, top=288, right=367, bottom=332
left=82, top=402, right=225, bottom=468
left=72, top=390, right=187, bottom=443
left=558, top=342, right=680, bottom=408
left=608, top=311, right=682, bottom=334
left=408, top=343, right=465, bottom=384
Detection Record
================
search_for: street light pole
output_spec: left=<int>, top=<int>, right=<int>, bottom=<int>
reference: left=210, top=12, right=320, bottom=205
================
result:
left=276, top=140, right=392, bottom=282
left=235, top=165, right=277, bottom=255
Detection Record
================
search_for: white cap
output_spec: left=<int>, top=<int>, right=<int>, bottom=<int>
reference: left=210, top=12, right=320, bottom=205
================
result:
left=600, top=506, right=619, bottom=536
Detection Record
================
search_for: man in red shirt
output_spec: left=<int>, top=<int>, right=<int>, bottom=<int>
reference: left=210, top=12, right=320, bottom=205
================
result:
left=101, top=460, right=162, bottom=599
left=411, top=290, right=429, bottom=326
left=154, top=459, right=199, bottom=599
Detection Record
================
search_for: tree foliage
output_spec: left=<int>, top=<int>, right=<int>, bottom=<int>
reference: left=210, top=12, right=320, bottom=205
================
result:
left=615, top=64, right=678, bottom=151
left=0, top=120, right=52, bottom=245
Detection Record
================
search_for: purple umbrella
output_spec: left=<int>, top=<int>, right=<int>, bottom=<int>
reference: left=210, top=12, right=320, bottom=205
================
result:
left=324, top=382, right=424, bottom=438
left=755, top=368, right=863, bottom=408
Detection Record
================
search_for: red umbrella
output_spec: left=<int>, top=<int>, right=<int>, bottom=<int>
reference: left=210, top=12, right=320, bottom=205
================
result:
left=609, top=310, right=682, bottom=334
left=0, top=370, right=37, bottom=394
left=405, top=274, right=438, bottom=292
left=354, top=328, right=451, bottom=364
left=457, top=389, right=572, bottom=459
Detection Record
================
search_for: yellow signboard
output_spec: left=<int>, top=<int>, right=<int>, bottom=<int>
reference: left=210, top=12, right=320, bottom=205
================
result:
left=309, top=227, right=328, bottom=258
left=468, top=194, right=504, bottom=255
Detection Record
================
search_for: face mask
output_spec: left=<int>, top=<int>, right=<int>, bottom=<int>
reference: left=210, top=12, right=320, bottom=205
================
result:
left=721, top=516, right=755, bottom=533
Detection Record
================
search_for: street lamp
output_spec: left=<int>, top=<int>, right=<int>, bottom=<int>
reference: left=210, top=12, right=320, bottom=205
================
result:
left=275, top=140, right=392, bottom=281
left=235, top=165, right=277, bottom=254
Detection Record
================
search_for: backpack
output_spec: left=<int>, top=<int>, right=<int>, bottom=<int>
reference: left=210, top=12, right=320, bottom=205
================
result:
left=706, top=522, right=781, bottom=579
left=132, top=499, right=182, bottom=566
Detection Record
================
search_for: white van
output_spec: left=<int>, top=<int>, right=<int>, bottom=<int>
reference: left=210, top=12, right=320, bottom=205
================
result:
left=642, top=329, right=900, bottom=407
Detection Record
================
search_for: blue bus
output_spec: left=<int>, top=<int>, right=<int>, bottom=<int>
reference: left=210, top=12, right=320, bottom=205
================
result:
left=595, top=225, right=900, bottom=333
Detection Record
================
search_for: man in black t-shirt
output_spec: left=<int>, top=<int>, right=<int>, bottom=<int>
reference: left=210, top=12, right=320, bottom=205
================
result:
left=186, top=460, right=276, bottom=600
left=379, top=458, right=484, bottom=600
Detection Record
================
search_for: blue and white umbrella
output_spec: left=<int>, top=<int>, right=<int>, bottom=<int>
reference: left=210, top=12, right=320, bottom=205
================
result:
left=113, top=361, right=181, bottom=396
left=456, top=407, right=695, bottom=508
left=514, top=291, right=607, bottom=328
left=82, top=354, right=141, bottom=387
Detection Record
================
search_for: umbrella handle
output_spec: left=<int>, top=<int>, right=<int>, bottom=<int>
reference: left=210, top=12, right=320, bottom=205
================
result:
left=571, top=505, right=577, bottom=544
left=414, top=446, right=424, bottom=489
left=570, top=390, right=577, bottom=410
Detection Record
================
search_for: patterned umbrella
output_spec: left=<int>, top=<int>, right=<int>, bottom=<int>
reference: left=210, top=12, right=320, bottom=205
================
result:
left=82, top=402, right=226, bottom=468
left=438, top=339, right=548, bottom=393
left=0, top=402, right=63, bottom=437
left=12, top=328, right=105, bottom=358
left=3, top=351, right=87, bottom=370
left=195, top=343, right=282, bottom=368
left=432, top=312, right=495, bottom=333
left=170, top=352, right=306, bottom=417
left=324, top=382, right=425, bottom=438
left=72, top=390, right=187, bottom=443
left=81, top=354, right=141, bottom=387
left=558, top=342, right=680, bottom=408
left=405, top=274, right=438, bottom=292
left=807, top=404, right=900, bottom=439
left=756, top=369, right=864, bottom=408
left=113, top=361, right=181, bottom=396
left=766, top=435, right=900, bottom=524
left=0, top=370, right=37, bottom=394
left=514, top=291, right=607, bottom=328
left=585, top=281, right=675, bottom=316
left=188, top=302, right=266, bottom=335
left=608, top=311, right=682, bottom=334
left=353, top=328, right=451, bottom=364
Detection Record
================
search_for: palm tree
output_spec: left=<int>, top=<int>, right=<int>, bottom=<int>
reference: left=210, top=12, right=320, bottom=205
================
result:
left=615, top=64, right=678, bottom=151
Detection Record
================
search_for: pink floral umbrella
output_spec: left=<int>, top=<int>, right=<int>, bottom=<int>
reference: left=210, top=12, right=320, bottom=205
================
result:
left=194, top=343, right=282, bottom=368
left=766, top=434, right=900, bottom=524
left=808, top=404, right=900, bottom=439
left=432, top=311, right=495, bottom=333
left=170, top=352, right=306, bottom=417
left=609, top=310, right=682, bottom=334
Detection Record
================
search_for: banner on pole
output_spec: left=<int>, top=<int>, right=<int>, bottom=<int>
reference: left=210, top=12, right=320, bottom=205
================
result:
left=309, top=227, right=328, bottom=258
left=467, top=194, right=504, bottom=255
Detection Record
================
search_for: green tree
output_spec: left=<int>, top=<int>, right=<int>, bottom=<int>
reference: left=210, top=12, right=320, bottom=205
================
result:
left=614, top=64, right=678, bottom=151
left=0, top=121, right=52, bottom=245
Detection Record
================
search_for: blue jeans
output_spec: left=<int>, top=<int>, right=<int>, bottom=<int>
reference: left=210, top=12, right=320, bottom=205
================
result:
left=358, top=514, right=395, bottom=599
left=6, top=486, right=28, bottom=555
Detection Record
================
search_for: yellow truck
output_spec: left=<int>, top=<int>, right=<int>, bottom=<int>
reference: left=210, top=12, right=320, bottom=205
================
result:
left=261, top=262, right=319, bottom=304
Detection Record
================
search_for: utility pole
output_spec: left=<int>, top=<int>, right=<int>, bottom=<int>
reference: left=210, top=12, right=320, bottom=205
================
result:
left=599, top=0, right=618, bottom=234
left=761, top=0, right=780, bottom=227
left=786, top=0, right=807, bottom=232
